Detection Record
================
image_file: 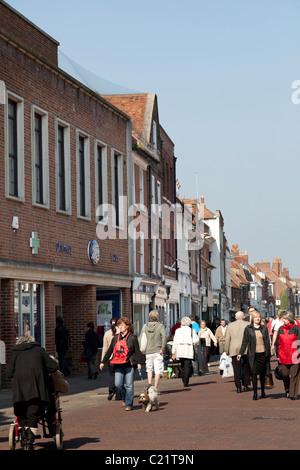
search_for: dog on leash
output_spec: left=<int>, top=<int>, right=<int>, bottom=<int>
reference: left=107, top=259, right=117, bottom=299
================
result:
left=138, top=386, right=159, bottom=412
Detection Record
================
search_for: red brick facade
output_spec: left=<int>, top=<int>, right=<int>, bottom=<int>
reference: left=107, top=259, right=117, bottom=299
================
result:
left=0, top=2, right=132, bottom=386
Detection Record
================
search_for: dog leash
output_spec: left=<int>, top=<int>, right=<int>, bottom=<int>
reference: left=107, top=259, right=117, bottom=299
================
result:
left=138, top=368, right=148, bottom=392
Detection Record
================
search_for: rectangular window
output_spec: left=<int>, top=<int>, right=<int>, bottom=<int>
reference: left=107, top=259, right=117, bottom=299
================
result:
left=140, top=232, right=144, bottom=275
left=76, top=131, right=90, bottom=219
left=14, top=282, right=45, bottom=347
left=56, top=120, right=71, bottom=214
left=139, top=168, right=144, bottom=206
left=114, top=153, right=120, bottom=227
left=151, top=175, right=156, bottom=213
left=8, top=99, right=18, bottom=197
left=95, top=141, right=107, bottom=224
left=111, top=150, right=123, bottom=228
left=152, top=236, right=156, bottom=275
left=79, top=136, right=86, bottom=217
left=157, top=180, right=161, bottom=217
left=6, top=94, right=24, bottom=201
left=157, top=238, right=161, bottom=276
left=152, top=121, right=157, bottom=150
left=97, top=145, right=103, bottom=221
left=34, top=114, right=43, bottom=204
left=58, top=125, right=66, bottom=211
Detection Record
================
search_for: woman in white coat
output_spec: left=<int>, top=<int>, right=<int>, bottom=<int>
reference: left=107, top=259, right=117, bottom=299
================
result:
left=198, top=320, right=217, bottom=366
left=172, top=317, right=199, bottom=387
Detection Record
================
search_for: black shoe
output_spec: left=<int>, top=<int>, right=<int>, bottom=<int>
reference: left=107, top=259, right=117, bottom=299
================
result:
left=253, top=394, right=258, bottom=400
left=93, top=372, right=98, bottom=379
left=261, top=391, right=266, bottom=399
left=236, top=387, right=241, bottom=393
left=107, top=392, right=115, bottom=401
left=243, top=386, right=250, bottom=392
left=290, top=397, right=296, bottom=400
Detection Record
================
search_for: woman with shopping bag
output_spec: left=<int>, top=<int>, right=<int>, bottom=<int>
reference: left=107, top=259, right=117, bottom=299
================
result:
left=237, top=310, right=271, bottom=400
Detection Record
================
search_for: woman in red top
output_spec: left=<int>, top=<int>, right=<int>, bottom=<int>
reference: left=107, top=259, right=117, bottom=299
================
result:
left=275, top=312, right=300, bottom=400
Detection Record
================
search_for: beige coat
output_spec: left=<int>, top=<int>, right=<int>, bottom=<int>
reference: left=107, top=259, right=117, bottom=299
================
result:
left=101, top=327, right=119, bottom=360
left=225, top=319, right=250, bottom=357
left=215, top=325, right=227, bottom=344
left=198, top=327, right=217, bottom=347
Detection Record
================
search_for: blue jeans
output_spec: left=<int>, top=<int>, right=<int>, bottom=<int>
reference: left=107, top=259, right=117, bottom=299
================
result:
left=114, top=365, right=135, bottom=408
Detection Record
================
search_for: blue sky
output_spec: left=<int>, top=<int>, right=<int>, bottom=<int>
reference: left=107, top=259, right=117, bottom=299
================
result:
left=5, top=0, right=300, bottom=276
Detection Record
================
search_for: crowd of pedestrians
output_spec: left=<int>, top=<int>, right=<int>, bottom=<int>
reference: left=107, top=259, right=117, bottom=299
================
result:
left=5, top=305, right=300, bottom=450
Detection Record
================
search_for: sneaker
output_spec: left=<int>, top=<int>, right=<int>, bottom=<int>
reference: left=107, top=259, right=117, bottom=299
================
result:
left=107, top=392, right=115, bottom=401
left=125, top=407, right=131, bottom=411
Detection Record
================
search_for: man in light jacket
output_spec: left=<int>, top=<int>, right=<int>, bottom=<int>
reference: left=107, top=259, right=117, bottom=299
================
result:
left=140, top=310, right=167, bottom=391
left=225, top=311, right=250, bottom=393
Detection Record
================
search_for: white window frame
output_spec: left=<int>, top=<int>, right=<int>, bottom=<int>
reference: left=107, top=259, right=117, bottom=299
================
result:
left=5, top=92, right=25, bottom=201
left=55, top=119, right=71, bottom=214
left=31, top=105, right=49, bottom=208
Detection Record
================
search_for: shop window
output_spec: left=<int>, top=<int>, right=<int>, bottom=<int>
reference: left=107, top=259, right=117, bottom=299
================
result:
left=14, top=282, right=44, bottom=347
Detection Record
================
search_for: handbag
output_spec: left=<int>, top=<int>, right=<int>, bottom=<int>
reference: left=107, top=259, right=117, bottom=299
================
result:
left=140, top=331, right=147, bottom=354
left=265, top=372, right=274, bottom=388
left=51, top=370, right=69, bottom=394
left=275, top=364, right=283, bottom=380
left=80, top=347, right=92, bottom=362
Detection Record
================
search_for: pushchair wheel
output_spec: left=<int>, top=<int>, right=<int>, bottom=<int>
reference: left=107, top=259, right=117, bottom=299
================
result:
left=9, top=423, right=18, bottom=450
left=55, top=422, right=63, bottom=450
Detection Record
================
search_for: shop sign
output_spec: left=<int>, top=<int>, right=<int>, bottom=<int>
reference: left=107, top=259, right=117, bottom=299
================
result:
left=56, top=242, right=72, bottom=255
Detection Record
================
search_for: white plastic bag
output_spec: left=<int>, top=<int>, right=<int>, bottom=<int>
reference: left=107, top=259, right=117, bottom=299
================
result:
left=219, top=352, right=227, bottom=371
left=140, top=332, right=147, bottom=354
left=222, top=355, right=234, bottom=378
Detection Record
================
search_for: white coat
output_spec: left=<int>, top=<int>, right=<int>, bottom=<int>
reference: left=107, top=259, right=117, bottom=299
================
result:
left=172, top=326, right=199, bottom=360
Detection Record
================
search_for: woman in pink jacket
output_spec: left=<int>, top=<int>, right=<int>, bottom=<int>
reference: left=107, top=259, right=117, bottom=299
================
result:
left=275, top=311, right=300, bottom=400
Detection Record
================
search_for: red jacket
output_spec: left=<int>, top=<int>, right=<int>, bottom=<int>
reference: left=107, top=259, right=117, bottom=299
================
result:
left=277, top=323, right=300, bottom=365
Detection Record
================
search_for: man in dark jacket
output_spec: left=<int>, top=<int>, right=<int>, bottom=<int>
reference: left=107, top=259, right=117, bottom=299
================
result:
left=6, top=335, right=58, bottom=450
left=55, top=316, right=70, bottom=377
left=85, top=322, right=101, bottom=379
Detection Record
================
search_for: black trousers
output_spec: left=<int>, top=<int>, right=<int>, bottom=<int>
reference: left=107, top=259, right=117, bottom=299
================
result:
left=179, top=358, right=192, bottom=386
left=14, top=399, right=44, bottom=428
left=232, top=355, right=250, bottom=389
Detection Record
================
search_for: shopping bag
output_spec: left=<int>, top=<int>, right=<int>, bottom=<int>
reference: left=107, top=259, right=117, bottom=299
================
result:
left=222, top=355, right=234, bottom=378
left=219, top=352, right=227, bottom=371
left=265, top=372, right=274, bottom=388
left=140, top=332, right=147, bottom=354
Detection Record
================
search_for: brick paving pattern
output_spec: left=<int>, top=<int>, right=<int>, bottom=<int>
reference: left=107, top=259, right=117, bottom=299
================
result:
left=0, top=359, right=299, bottom=451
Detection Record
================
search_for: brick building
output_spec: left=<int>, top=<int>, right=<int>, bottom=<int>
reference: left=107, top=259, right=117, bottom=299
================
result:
left=0, top=1, right=133, bottom=384
left=102, top=93, right=176, bottom=334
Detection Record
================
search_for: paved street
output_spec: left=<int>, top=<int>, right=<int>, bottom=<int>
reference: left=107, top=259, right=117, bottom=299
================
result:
left=0, top=358, right=299, bottom=453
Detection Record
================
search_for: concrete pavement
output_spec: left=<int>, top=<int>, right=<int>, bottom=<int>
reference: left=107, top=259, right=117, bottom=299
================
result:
left=1, top=358, right=300, bottom=451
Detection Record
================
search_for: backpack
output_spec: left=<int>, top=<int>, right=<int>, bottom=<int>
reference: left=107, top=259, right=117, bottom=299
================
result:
left=110, top=333, right=130, bottom=364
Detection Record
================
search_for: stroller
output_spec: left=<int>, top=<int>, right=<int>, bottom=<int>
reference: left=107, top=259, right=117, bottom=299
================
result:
left=9, top=372, right=65, bottom=450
